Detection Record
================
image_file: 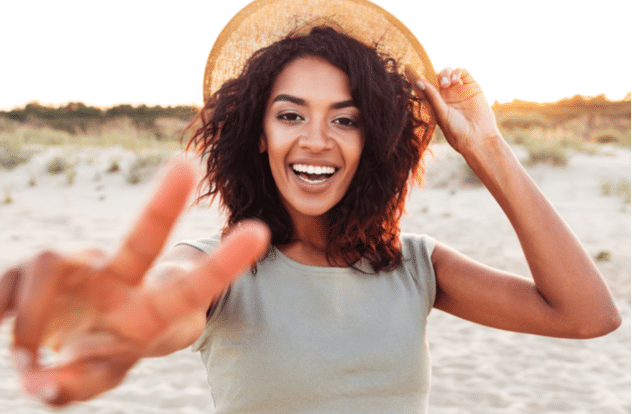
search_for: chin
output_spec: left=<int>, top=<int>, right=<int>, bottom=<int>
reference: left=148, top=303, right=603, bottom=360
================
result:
left=282, top=196, right=340, bottom=221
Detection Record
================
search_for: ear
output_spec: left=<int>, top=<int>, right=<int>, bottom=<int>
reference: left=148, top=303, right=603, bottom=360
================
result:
left=259, top=134, right=267, bottom=153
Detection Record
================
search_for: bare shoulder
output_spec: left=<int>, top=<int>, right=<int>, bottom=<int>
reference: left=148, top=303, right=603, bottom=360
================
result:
left=161, top=243, right=208, bottom=264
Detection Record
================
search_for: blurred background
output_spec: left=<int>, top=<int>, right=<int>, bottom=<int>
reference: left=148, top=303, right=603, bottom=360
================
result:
left=0, top=0, right=630, bottom=168
left=0, top=2, right=629, bottom=413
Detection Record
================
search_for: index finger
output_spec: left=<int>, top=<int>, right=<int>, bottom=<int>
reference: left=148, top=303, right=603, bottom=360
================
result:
left=108, top=160, right=197, bottom=284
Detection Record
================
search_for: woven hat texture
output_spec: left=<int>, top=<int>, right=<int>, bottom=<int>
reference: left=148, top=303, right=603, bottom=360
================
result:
left=204, top=0, right=436, bottom=128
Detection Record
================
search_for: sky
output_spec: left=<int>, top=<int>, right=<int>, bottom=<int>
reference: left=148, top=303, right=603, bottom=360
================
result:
left=1, top=0, right=630, bottom=110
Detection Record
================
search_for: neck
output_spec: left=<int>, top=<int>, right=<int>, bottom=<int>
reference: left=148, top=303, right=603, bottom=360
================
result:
left=277, top=207, right=333, bottom=266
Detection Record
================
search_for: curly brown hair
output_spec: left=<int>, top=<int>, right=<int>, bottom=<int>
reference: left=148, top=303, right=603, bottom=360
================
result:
left=186, top=26, right=433, bottom=272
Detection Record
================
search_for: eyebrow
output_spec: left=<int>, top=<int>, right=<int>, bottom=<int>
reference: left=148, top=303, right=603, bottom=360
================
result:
left=272, top=94, right=356, bottom=110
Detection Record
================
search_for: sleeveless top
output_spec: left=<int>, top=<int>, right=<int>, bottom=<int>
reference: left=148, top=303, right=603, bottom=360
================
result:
left=179, top=233, right=436, bottom=414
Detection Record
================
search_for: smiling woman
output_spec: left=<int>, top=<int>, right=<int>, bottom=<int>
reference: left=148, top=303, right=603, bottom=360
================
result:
left=187, top=25, right=431, bottom=271
left=0, top=0, right=622, bottom=412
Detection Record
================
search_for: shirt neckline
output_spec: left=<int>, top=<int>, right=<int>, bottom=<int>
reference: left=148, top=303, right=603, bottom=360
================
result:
left=270, top=246, right=372, bottom=275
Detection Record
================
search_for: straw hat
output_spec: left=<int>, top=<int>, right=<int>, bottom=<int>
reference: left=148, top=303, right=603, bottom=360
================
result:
left=203, top=0, right=437, bottom=131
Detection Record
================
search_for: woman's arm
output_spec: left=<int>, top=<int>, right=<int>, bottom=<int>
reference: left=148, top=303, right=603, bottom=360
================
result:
left=417, top=68, right=621, bottom=338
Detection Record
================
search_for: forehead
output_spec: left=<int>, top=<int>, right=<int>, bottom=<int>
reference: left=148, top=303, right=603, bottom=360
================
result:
left=269, top=56, right=352, bottom=102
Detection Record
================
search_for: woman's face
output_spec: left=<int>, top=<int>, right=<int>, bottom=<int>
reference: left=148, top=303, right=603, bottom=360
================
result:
left=261, top=56, right=364, bottom=221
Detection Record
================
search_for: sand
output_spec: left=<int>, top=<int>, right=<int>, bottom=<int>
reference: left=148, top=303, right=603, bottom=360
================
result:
left=0, top=143, right=629, bottom=413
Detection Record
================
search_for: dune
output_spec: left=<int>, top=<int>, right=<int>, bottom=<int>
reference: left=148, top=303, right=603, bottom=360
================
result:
left=0, top=143, right=629, bottom=413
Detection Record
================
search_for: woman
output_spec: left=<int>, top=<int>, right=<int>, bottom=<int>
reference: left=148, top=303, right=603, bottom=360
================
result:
left=0, top=0, right=621, bottom=412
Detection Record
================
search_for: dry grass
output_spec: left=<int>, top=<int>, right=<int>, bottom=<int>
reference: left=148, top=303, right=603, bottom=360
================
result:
left=0, top=118, right=183, bottom=171
left=590, top=127, right=631, bottom=146
left=427, top=109, right=629, bottom=169
left=0, top=117, right=183, bottom=149
left=601, top=178, right=631, bottom=204
left=125, top=152, right=168, bottom=185
left=1, top=112, right=628, bottom=182
left=45, top=156, right=72, bottom=175
left=499, top=115, right=629, bottom=167
left=2, top=187, right=13, bottom=204
left=0, top=147, right=35, bottom=169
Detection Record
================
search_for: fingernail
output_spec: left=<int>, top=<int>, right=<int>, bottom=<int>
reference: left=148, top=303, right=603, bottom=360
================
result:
left=451, top=74, right=458, bottom=82
left=12, top=348, right=33, bottom=373
left=416, top=80, right=426, bottom=91
left=441, top=76, right=449, bottom=86
left=39, top=383, right=60, bottom=403
left=23, top=373, right=60, bottom=403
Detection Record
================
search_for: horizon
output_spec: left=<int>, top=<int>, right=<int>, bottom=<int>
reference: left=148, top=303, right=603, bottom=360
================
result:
left=2, top=91, right=630, bottom=114
left=1, top=0, right=630, bottom=110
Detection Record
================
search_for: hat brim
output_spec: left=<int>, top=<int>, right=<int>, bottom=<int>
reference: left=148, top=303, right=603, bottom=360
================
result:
left=203, top=0, right=437, bottom=130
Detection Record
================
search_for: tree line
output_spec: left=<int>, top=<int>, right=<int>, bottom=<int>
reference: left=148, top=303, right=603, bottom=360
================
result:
left=492, top=93, right=631, bottom=123
left=0, top=103, right=200, bottom=137
left=1, top=93, right=629, bottom=138
left=1, top=102, right=199, bottom=123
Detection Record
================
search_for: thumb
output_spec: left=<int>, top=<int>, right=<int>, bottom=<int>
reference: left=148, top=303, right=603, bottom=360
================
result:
left=415, top=77, right=451, bottom=128
left=404, top=65, right=450, bottom=127
left=149, top=220, right=271, bottom=324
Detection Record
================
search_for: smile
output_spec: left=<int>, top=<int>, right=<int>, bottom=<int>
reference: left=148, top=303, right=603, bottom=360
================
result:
left=292, top=163, right=338, bottom=184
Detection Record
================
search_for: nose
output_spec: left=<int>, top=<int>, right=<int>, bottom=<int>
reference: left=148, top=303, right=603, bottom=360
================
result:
left=298, top=118, right=333, bottom=152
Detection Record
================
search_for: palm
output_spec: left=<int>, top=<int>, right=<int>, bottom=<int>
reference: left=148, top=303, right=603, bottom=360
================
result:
left=38, top=259, right=163, bottom=365
left=1, top=160, right=270, bottom=406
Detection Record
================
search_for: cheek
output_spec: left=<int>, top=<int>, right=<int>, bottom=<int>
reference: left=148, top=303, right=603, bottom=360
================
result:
left=345, top=137, right=365, bottom=173
left=263, top=135, right=292, bottom=185
left=265, top=136, right=288, bottom=163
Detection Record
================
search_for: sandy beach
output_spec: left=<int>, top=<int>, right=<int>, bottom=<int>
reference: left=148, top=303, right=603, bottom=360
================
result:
left=0, top=143, right=629, bottom=413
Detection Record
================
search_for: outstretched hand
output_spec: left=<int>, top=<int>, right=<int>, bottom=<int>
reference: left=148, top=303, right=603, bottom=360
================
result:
left=0, top=160, right=270, bottom=406
left=413, top=66, right=502, bottom=155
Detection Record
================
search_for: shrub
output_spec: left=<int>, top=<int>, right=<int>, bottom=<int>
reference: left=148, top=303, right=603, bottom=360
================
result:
left=106, top=159, right=120, bottom=173
left=134, top=152, right=166, bottom=169
left=496, top=111, right=553, bottom=130
left=125, top=166, right=142, bottom=185
left=589, top=127, right=631, bottom=148
left=66, top=165, right=76, bottom=185
left=615, top=179, right=631, bottom=204
left=600, top=180, right=613, bottom=196
left=124, top=152, right=166, bottom=185
left=2, top=187, right=13, bottom=204
left=560, top=138, right=599, bottom=155
left=595, top=250, right=612, bottom=262
left=20, top=126, right=72, bottom=146
left=523, top=141, right=569, bottom=166
left=46, top=156, right=71, bottom=175
left=0, top=147, right=33, bottom=170
left=600, top=178, right=631, bottom=204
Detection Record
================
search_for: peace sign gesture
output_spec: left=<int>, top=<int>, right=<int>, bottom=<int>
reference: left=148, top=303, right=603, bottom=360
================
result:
left=0, top=160, right=270, bottom=406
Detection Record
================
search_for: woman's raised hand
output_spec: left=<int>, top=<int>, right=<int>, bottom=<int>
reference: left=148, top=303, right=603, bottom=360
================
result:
left=415, top=67, right=502, bottom=155
left=0, top=160, right=270, bottom=406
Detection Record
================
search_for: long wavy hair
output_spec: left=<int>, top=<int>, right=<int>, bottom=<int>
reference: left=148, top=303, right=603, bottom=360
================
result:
left=186, top=26, right=432, bottom=272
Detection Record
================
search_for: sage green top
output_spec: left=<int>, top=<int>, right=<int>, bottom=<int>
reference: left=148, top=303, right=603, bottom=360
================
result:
left=180, top=233, right=436, bottom=414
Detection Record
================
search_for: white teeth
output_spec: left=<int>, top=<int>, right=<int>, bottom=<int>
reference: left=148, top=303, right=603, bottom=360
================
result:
left=301, top=176, right=328, bottom=184
left=292, top=164, right=336, bottom=175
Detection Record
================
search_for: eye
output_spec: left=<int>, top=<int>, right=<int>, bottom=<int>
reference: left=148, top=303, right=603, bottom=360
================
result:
left=332, top=116, right=359, bottom=128
left=277, top=112, right=304, bottom=122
